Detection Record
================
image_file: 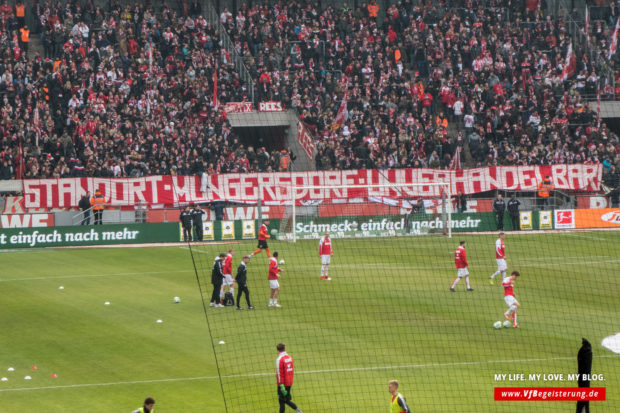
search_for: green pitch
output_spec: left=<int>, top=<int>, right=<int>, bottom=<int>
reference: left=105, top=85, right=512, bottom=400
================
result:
left=0, top=231, right=618, bottom=412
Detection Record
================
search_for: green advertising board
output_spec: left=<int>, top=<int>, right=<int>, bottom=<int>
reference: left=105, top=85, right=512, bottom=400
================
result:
left=0, top=223, right=178, bottom=249
left=293, top=213, right=505, bottom=239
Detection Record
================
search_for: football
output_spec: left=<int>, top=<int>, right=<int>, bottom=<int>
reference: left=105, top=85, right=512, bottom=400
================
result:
left=173, top=296, right=181, bottom=303
left=503, top=320, right=512, bottom=328
left=279, top=259, right=285, bottom=265
left=271, top=229, right=278, bottom=235
left=493, top=321, right=502, bottom=329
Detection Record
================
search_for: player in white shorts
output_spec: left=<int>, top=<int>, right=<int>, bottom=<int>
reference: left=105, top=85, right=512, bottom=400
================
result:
left=490, top=232, right=507, bottom=284
left=502, top=270, right=520, bottom=328
left=450, top=241, right=473, bottom=291
left=221, top=248, right=235, bottom=303
left=268, top=252, right=284, bottom=307
left=319, top=231, right=333, bottom=280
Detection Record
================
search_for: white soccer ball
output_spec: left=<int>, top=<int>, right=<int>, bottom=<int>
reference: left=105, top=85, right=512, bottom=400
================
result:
left=279, top=259, right=285, bottom=265
left=503, top=320, right=512, bottom=328
left=271, top=229, right=278, bottom=235
left=493, top=321, right=502, bottom=329
left=174, top=296, right=181, bottom=303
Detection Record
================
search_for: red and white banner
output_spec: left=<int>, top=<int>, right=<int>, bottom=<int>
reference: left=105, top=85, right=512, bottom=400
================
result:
left=21, top=165, right=602, bottom=209
left=297, top=121, right=315, bottom=160
left=258, top=101, right=285, bottom=112
left=224, top=102, right=253, bottom=113
left=0, top=214, right=54, bottom=228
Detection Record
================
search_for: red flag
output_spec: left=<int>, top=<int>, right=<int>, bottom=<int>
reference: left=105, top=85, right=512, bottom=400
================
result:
left=332, top=80, right=348, bottom=130
left=561, top=43, right=576, bottom=81
left=449, top=145, right=462, bottom=170
left=609, top=17, right=620, bottom=60
left=213, top=58, right=218, bottom=110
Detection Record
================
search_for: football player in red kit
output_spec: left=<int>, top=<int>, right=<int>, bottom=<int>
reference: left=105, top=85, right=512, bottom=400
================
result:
left=251, top=219, right=271, bottom=258
left=450, top=241, right=473, bottom=292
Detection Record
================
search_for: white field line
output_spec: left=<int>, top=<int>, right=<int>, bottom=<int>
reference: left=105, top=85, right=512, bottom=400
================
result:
left=564, top=232, right=611, bottom=242
left=0, top=270, right=193, bottom=283
left=0, top=355, right=617, bottom=393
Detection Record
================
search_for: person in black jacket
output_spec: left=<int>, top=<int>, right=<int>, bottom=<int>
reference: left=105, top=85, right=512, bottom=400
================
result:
left=191, top=205, right=206, bottom=241
left=78, top=191, right=91, bottom=225
left=493, top=194, right=506, bottom=230
left=180, top=206, right=193, bottom=241
left=235, top=255, right=254, bottom=310
left=456, top=191, right=467, bottom=213
left=507, top=194, right=521, bottom=231
left=211, top=253, right=226, bottom=308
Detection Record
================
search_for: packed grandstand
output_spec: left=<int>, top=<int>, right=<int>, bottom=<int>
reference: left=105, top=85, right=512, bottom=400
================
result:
left=0, top=0, right=618, bottom=196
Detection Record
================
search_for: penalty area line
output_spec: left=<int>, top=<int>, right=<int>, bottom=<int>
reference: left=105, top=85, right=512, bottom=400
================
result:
left=1, top=355, right=617, bottom=392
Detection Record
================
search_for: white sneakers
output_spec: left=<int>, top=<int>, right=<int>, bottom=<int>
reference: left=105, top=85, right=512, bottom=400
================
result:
left=269, top=303, right=282, bottom=308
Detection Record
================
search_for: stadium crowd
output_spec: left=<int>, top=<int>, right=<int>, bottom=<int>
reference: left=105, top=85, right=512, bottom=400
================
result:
left=0, top=0, right=618, bottom=183
left=0, top=0, right=287, bottom=180
left=224, top=0, right=620, bottom=173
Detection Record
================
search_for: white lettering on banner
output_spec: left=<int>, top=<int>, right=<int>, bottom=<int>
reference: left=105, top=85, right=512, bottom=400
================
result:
left=224, top=102, right=253, bottom=113
left=20, top=166, right=602, bottom=208
left=258, top=101, right=284, bottom=112
left=590, top=197, right=608, bottom=208
left=2, top=196, right=25, bottom=214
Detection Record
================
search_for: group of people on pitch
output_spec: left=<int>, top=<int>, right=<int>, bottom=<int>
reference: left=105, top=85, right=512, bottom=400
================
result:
left=450, top=232, right=521, bottom=328
left=209, top=219, right=282, bottom=309
left=209, top=219, right=336, bottom=310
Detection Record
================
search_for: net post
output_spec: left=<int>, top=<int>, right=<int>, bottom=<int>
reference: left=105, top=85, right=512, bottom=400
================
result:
left=257, top=181, right=263, bottom=228
left=447, top=182, right=452, bottom=239
left=292, top=183, right=297, bottom=243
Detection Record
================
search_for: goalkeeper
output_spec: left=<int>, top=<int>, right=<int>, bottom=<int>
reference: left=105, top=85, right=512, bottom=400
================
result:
left=276, top=343, right=303, bottom=413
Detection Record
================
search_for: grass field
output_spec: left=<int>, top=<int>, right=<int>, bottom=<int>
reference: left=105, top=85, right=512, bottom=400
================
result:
left=0, top=230, right=618, bottom=412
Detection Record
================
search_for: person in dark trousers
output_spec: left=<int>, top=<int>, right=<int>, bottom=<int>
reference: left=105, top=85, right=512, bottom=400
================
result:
left=211, top=253, right=226, bottom=307
left=507, top=194, right=521, bottom=231
left=90, top=189, right=105, bottom=225
left=78, top=191, right=91, bottom=225
left=276, top=343, right=303, bottom=413
left=191, top=205, right=206, bottom=241
left=131, top=396, right=155, bottom=413
left=180, top=206, right=193, bottom=242
left=236, top=255, right=254, bottom=310
left=211, top=201, right=225, bottom=220
left=456, top=191, right=467, bottom=213
left=493, top=194, right=506, bottom=230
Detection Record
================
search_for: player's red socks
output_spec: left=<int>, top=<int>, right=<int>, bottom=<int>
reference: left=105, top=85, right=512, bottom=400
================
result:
left=266, top=248, right=271, bottom=257
left=252, top=248, right=262, bottom=255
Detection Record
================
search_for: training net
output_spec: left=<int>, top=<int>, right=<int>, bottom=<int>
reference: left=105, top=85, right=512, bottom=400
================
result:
left=187, top=183, right=620, bottom=412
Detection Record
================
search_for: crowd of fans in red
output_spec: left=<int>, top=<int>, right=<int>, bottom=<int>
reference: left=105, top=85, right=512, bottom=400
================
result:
left=0, top=0, right=618, bottom=193
left=0, top=0, right=287, bottom=181
left=223, top=0, right=619, bottom=188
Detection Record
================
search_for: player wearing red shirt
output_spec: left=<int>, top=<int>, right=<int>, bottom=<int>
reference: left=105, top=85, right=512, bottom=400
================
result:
left=268, top=251, right=284, bottom=307
left=276, top=343, right=303, bottom=413
left=502, top=270, right=520, bottom=327
left=490, top=232, right=507, bottom=284
left=251, top=219, right=271, bottom=258
left=450, top=241, right=473, bottom=291
left=319, top=231, right=333, bottom=280
left=220, top=248, right=235, bottom=304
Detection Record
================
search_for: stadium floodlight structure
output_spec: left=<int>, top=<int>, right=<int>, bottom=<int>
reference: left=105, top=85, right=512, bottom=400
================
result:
left=275, top=182, right=452, bottom=242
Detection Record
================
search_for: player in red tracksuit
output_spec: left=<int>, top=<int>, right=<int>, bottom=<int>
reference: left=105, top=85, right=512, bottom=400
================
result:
left=220, top=248, right=235, bottom=304
left=276, top=343, right=303, bottom=413
left=502, top=270, right=521, bottom=327
left=319, top=231, right=333, bottom=280
left=268, top=251, right=284, bottom=307
left=251, top=219, right=271, bottom=257
left=450, top=241, right=473, bottom=291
